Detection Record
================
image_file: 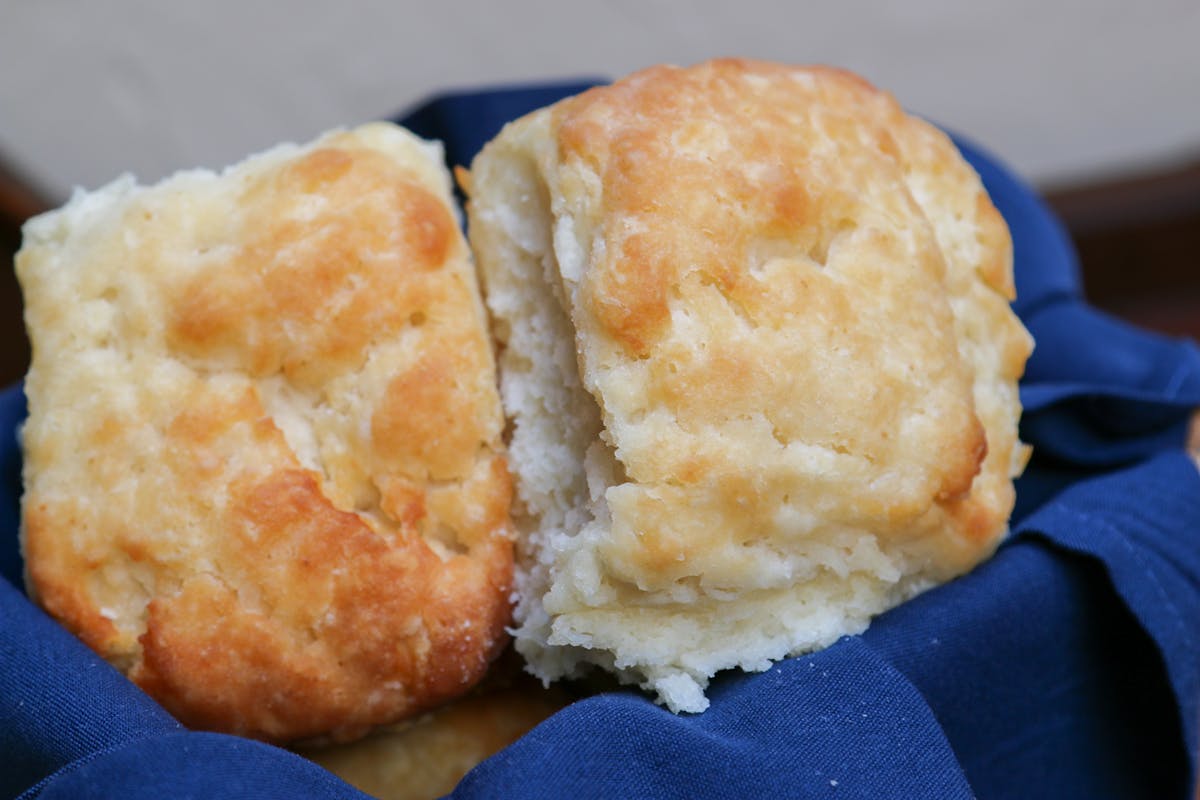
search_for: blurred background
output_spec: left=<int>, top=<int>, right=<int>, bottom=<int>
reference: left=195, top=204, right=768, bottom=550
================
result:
left=2, top=0, right=1198, bottom=386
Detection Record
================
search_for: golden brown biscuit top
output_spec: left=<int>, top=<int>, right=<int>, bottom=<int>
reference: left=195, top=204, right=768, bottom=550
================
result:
left=544, top=60, right=1032, bottom=589
left=17, top=123, right=514, bottom=743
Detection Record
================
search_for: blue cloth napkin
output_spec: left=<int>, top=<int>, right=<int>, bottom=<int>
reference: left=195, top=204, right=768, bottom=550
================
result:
left=3, top=82, right=1199, bottom=800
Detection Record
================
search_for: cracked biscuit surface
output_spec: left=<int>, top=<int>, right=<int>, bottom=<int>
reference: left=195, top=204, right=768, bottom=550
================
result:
left=466, top=59, right=1033, bottom=712
left=17, top=123, right=514, bottom=743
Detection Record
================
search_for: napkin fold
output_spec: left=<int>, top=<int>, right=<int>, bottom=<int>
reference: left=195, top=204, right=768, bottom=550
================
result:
left=1, top=82, right=1197, bottom=800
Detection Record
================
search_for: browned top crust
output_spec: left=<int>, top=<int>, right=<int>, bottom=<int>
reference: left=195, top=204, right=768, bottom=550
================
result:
left=17, top=123, right=514, bottom=743
left=547, top=60, right=1032, bottom=581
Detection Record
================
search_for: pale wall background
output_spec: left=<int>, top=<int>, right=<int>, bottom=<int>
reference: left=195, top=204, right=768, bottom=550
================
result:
left=2, top=0, right=1199, bottom=201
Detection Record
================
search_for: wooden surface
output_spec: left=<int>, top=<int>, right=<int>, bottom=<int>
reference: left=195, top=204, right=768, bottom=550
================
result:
left=0, top=154, right=39, bottom=388
left=1044, top=157, right=1200, bottom=342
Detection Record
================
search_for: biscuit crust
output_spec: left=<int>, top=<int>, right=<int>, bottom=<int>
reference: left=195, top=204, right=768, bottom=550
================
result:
left=18, top=123, right=514, bottom=743
left=468, top=60, right=1032, bottom=711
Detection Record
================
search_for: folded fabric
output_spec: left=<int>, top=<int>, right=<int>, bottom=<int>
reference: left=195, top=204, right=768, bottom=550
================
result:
left=1, top=81, right=1198, bottom=800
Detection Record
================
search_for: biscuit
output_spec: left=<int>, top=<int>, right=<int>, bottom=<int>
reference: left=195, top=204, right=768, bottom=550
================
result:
left=17, top=123, right=514, bottom=743
left=465, top=59, right=1033, bottom=712
left=305, top=674, right=568, bottom=800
